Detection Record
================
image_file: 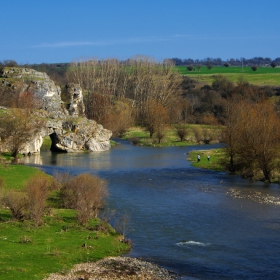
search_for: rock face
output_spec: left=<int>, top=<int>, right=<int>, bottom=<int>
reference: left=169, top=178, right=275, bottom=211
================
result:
left=65, top=83, right=85, bottom=117
left=0, top=67, right=112, bottom=154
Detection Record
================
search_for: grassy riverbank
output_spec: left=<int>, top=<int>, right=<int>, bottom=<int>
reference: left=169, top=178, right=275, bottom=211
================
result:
left=122, top=125, right=221, bottom=147
left=0, top=163, right=130, bottom=280
left=188, top=148, right=280, bottom=183
left=187, top=148, right=226, bottom=172
left=0, top=164, right=43, bottom=190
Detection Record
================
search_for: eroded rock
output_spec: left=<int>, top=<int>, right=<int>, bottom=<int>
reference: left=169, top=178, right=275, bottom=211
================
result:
left=0, top=67, right=112, bottom=154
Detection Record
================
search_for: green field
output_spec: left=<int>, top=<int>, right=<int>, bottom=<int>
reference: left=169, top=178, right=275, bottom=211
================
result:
left=122, top=125, right=222, bottom=147
left=176, top=66, right=280, bottom=86
left=0, top=209, right=128, bottom=280
left=0, top=164, right=129, bottom=280
left=0, top=164, right=43, bottom=190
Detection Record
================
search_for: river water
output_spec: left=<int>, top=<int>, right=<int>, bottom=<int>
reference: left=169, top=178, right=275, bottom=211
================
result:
left=20, top=140, right=280, bottom=280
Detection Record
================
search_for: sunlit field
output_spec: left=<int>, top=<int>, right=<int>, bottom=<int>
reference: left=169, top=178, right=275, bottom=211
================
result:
left=176, top=66, right=280, bottom=86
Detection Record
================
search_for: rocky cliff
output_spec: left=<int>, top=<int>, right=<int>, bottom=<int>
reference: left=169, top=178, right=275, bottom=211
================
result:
left=0, top=67, right=112, bottom=154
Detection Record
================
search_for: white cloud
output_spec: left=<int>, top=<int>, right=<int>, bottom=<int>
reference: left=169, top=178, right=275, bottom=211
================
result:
left=30, top=35, right=191, bottom=48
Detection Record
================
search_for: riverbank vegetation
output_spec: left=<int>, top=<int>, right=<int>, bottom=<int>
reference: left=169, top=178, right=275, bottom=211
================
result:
left=188, top=148, right=226, bottom=172
left=122, top=124, right=222, bottom=147
left=0, top=165, right=130, bottom=279
left=65, top=57, right=280, bottom=138
left=1, top=55, right=280, bottom=183
left=188, top=146, right=280, bottom=183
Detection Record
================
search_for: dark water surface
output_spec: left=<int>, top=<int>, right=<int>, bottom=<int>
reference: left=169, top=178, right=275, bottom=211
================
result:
left=21, top=140, right=280, bottom=280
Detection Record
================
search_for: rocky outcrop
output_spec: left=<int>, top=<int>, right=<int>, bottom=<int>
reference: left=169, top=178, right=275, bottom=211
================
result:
left=44, top=117, right=112, bottom=153
left=65, top=83, right=85, bottom=117
left=0, top=67, right=112, bottom=154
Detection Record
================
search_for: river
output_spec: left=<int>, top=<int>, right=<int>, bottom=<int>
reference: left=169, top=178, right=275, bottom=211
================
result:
left=20, top=140, right=280, bottom=280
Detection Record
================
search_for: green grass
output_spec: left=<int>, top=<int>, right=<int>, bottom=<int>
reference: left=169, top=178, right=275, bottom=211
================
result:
left=0, top=164, right=44, bottom=190
left=188, top=148, right=226, bottom=172
left=121, top=126, right=191, bottom=147
left=176, top=66, right=280, bottom=86
left=0, top=209, right=129, bottom=280
left=0, top=164, right=130, bottom=279
left=122, top=125, right=222, bottom=147
left=41, top=136, right=52, bottom=150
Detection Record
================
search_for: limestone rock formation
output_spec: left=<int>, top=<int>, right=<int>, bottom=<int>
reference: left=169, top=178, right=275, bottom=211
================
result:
left=65, top=83, right=85, bottom=117
left=0, top=67, right=112, bottom=154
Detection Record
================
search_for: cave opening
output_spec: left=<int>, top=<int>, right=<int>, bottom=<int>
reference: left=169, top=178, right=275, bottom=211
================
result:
left=49, top=132, right=67, bottom=153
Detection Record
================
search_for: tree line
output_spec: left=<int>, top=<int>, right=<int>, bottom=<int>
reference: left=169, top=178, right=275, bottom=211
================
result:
left=168, top=57, right=280, bottom=67
left=1, top=56, right=280, bottom=181
left=64, top=58, right=280, bottom=181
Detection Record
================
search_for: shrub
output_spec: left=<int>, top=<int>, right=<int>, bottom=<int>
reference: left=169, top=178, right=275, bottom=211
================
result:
left=192, top=126, right=203, bottom=143
left=53, top=171, right=72, bottom=186
left=202, top=128, right=214, bottom=144
left=25, top=174, right=50, bottom=225
left=174, top=123, right=189, bottom=141
left=1, top=190, right=27, bottom=221
left=114, top=212, right=130, bottom=238
left=251, top=65, right=258, bottom=71
left=60, top=173, right=108, bottom=225
left=187, top=66, right=194, bottom=71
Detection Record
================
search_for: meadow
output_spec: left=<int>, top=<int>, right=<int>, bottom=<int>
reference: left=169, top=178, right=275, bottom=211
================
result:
left=175, top=66, right=280, bottom=86
left=122, top=125, right=222, bottom=147
left=0, top=164, right=129, bottom=280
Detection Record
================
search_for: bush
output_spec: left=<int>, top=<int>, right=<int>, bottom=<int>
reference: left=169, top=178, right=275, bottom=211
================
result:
left=174, top=123, right=189, bottom=141
left=60, top=173, right=108, bottom=225
left=192, top=126, right=203, bottom=143
left=251, top=65, right=258, bottom=71
left=1, top=190, right=26, bottom=221
left=25, top=174, right=50, bottom=225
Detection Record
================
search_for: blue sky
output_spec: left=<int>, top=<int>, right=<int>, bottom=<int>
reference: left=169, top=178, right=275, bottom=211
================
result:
left=1, top=0, right=280, bottom=64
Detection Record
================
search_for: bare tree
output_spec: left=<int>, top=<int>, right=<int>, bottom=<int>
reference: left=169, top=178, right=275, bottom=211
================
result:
left=68, top=56, right=182, bottom=127
left=114, top=212, right=130, bottom=240
left=238, top=102, right=280, bottom=181
left=144, top=98, right=170, bottom=138
left=222, top=99, right=280, bottom=181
